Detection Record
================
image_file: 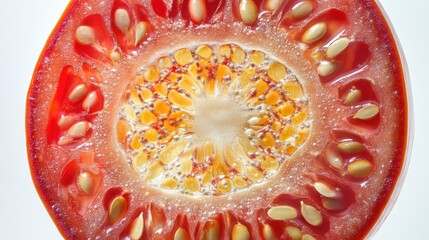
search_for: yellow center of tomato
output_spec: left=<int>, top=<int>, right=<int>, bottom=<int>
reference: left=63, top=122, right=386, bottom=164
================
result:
left=116, top=43, right=311, bottom=196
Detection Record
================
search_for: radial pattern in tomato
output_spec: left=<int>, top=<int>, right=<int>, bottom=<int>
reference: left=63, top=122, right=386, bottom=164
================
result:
left=26, top=0, right=411, bottom=239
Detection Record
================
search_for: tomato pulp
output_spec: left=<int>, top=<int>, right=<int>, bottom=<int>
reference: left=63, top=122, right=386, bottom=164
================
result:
left=26, top=0, right=411, bottom=239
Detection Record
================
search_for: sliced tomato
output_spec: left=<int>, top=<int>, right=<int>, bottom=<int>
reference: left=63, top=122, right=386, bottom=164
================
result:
left=27, top=0, right=411, bottom=239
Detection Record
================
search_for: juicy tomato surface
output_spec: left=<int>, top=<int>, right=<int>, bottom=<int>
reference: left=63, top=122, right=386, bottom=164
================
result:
left=26, top=0, right=410, bottom=239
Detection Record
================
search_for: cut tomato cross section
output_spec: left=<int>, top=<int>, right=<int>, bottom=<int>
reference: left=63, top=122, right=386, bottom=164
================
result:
left=27, top=0, right=411, bottom=239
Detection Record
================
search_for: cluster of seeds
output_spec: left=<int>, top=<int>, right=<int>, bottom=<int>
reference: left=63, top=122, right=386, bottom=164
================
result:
left=117, top=43, right=311, bottom=196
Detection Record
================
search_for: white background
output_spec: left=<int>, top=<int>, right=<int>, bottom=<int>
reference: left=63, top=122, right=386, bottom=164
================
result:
left=0, top=0, right=427, bottom=239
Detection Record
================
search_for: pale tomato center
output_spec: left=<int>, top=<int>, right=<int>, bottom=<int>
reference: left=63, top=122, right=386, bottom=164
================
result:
left=116, top=43, right=312, bottom=196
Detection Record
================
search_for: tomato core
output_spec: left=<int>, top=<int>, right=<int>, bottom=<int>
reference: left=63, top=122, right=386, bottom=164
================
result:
left=117, top=43, right=311, bottom=196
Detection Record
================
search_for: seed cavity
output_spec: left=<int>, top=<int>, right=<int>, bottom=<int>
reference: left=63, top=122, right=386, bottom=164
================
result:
left=129, top=212, right=144, bottom=240
left=109, top=196, right=128, bottom=224
left=115, top=8, right=131, bottom=34
left=353, top=104, right=380, bottom=120
left=302, top=22, right=327, bottom=44
left=347, top=159, right=374, bottom=178
left=291, top=1, right=314, bottom=20
left=239, top=0, right=259, bottom=25
left=267, top=205, right=298, bottom=220
left=327, top=37, right=350, bottom=58
left=300, top=201, right=323, bottom=226
left=189, top=0, right=207, bottom=23
left=314, top=182, right=337, bottom=198
left=76, top=26, right=96, bottom=45
left=232, top=223, right=250, bottom=240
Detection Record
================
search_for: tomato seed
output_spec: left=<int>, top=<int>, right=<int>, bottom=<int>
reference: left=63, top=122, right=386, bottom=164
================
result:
left=337, top=141, right=364, bottom=154
left=300, top=201, right=323, bottom=226
left=77, top=172, right=94, bottom=195
left=314, top=182, right=337, bottom=198
left=286, top=226, right=302, bottom=240
left=353, top=104, right=380, bottom=120
left=344, top=88, right=362, bottom=105
left=347, top=159, right=374, bottom=178
left=265, top=0, right=282, bottom=11
left=327, top=37, right=350, bottom=58
left=109, top=196, right=128, bottom=224
left=82, top=91, right=98, bottom=112
left=204, top=220, right=220, bottom=240
left=302, top=22, right=327, bottom=44
left=325, top=148, right=344, bottom=169
left=239, top=0, right=259, bottom=25
left=114, top=9, right=131, bottom=35
left=68, top=121, right=91, bottom=138
left=291, top=1, right=314, bottom=20
left=68, top=84, right=88, bottom=102
left=189, top=0, right=207, bottom=24
left=302, top=234, right=316, bottom=240
left=134, top=21, right=149, bottom=46
left=129, top=212, right=144, bottom=240
left=174, top=227, right=190, bottom=240
left=267, top=205, right=298, bottom=220
left=57, top=115, right=75, bottom=130
left=75, top=26, right=96, bottom=45
left=232, top=223, right=250, bottom=240
left=262, top=224, right=275, bottom=240
left=317, top=61, right=336, bottom=77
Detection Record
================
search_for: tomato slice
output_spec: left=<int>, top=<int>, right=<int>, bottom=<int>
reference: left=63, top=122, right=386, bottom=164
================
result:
left=26, top=0, right=411, bottom=239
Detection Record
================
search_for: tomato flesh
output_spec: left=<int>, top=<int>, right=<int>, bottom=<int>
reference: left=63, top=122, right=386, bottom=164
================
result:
left=27, top=0, right=410, bottom=239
